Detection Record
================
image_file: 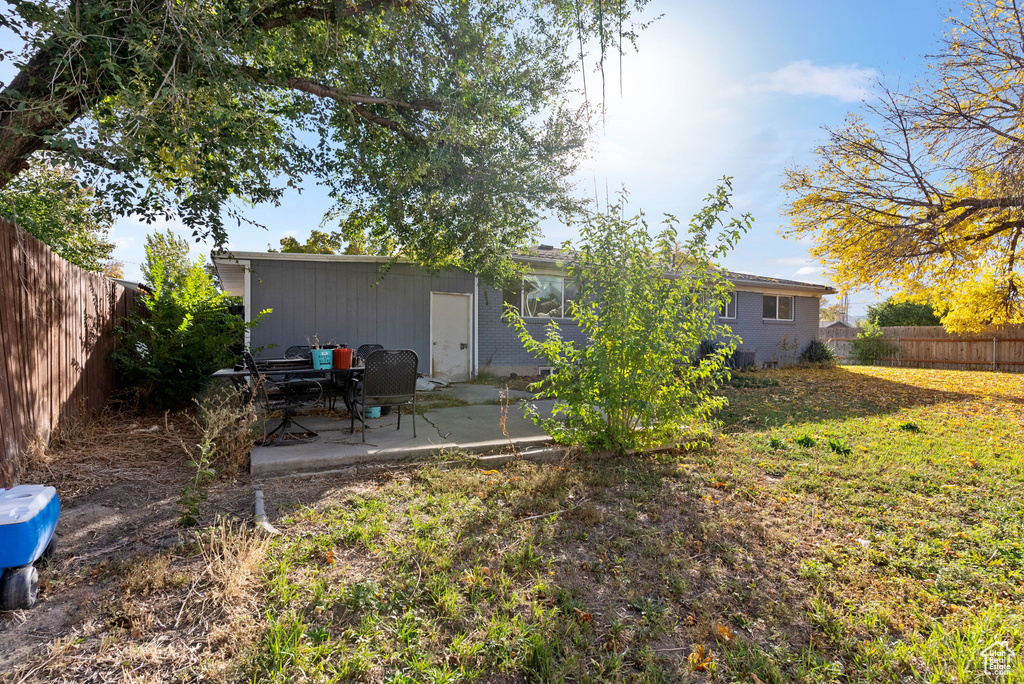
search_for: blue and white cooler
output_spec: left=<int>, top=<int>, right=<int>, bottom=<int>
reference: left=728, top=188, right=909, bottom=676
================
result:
left=0, top=485, right=60, bottom=610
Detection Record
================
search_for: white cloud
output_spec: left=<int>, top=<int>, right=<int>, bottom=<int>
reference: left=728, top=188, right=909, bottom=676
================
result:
left=767, top=256, right=813, bottom=267
left=755, top=60, right=876, bottom=102
left=112, top=234, right=136, bottom=250
left=794, top=266, right=824, bottom=276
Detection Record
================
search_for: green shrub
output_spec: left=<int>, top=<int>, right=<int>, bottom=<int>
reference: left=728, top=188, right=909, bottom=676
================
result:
left=506, top=181, right=752, bottom=452
left=828, top=438, right=852, bottom=455
left=112, top=250, right=266, bottom=409
left=851, top=320, right=898, bottom=365
left=867, top=298, right=941, bottom=327
left=800, top=339, right=836, bottom=365
left=795, top=434, right=816, bottom=448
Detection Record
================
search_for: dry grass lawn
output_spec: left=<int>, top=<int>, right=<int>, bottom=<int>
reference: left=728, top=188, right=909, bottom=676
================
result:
left=2, top=366, right=1022, bottom=683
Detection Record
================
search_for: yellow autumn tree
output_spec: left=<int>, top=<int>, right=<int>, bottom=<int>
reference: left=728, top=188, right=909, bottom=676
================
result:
left=783, top=0, right=1024, bottom=333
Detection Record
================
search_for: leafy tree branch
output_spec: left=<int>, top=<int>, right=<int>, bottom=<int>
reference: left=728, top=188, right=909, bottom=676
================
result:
left=784, top=0, right=1024, bottom=332
left=1, top=0, right=650, bottom=284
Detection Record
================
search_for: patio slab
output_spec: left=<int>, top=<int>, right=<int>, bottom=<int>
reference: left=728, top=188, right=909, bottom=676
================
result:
left=438, top=383, right=533, bottom=404
left=250, top=399, right=556, bottom=477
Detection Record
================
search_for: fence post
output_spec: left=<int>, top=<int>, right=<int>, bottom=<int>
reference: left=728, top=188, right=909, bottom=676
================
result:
left=897, top=336, right=901, bottom=367
left=993, top=337, right=997, bottom=371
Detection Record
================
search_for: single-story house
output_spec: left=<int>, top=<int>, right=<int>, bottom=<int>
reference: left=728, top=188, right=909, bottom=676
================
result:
left=212, top=246, right=836, bottom=381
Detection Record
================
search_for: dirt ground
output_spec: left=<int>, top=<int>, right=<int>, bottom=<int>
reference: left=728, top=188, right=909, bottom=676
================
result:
left=0, top=410, right=253, bottom=679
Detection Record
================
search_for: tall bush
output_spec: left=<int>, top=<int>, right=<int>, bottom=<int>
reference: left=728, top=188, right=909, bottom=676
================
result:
left=112, top=250, right=264, bottom=409
left=506, top=183, right=752, bottom=452
left=800, top=339, right=836, bottom=365
left=0, top=157, right=116, bottom=272
left=851, top=320, right=897, bottom=366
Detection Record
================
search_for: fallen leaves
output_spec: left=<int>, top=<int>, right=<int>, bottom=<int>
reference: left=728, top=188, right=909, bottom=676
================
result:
left=573, top=607, right=593, bottom=623
left=688, top=643, right=714, bottom=671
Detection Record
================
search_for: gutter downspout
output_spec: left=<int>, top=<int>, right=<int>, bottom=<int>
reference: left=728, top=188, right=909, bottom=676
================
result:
left=473, top=276, right=479, bottom=377
left=241, top=260, right=252, bottom=350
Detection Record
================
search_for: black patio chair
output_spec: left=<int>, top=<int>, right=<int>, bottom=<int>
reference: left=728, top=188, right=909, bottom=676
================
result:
left=350, top=349, right=418, bottom=442
left=357, top=344, right=384, bottom=362
left=243, top=350, right=324, bottom=446
left=284, top=345, right=311, bottom=360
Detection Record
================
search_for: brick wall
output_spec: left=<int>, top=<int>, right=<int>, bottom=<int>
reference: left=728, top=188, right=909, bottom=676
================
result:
left=477, top=286, right=588, bottom=376
left=479, top=286, right=823, bottom=375
left=724, top=291, right=821, bottom=366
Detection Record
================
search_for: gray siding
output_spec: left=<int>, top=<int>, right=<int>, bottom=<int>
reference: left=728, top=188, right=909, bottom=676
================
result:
left=477, top=286, right=588, bottom=376
left=246, top=258, right=823, bottom=376
left=478, top=286, right=822, bottom=375
left=722, top=291, right=821, bottom=366
left=249, top=260, right=474, bottom=373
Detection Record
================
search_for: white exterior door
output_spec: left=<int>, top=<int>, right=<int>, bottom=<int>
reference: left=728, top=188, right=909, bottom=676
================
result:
left=430, top=292, right=472, bottom=381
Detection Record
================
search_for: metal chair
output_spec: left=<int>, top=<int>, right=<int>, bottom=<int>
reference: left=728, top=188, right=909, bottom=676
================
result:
left=357, top=344, right=384, bottom=361
left=284, top=345, right=311, bottom=360
left=351, top=349, right=418, bottom=442
left=243, top=351, right=323, bottom=446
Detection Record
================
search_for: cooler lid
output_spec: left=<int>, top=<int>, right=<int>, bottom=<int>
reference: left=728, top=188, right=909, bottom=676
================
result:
left=0, top=485, right=57, bottom=525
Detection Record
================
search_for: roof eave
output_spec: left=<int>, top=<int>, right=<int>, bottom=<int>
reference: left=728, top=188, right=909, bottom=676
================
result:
left=210, top=251, right=411, bottom=265
left=729, top=277, right=836, bottom=295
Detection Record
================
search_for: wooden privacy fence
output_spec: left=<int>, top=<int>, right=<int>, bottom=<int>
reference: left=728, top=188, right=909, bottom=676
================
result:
left=820, top=325, right=1024, bottom=372
left=0, top=217, right=136, bottom=486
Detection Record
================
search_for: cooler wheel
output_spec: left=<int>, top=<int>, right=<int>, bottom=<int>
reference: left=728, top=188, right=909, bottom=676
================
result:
left=1, top=565, right=39, bottom=611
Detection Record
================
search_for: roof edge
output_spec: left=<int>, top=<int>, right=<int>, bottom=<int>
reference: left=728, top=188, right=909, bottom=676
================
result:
left=729, top=277, right=836, bottom=295
left=210, top=251, right=836, bottom=294
left=211, top=251, right=411, bottom=264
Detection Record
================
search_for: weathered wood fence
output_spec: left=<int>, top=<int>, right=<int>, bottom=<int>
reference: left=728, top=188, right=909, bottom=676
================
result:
left=0, top=217, right=136, bottom=486
left=820, top=325, right=1024, bottom=372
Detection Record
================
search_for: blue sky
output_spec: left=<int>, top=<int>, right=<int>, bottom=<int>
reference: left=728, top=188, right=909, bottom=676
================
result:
left=6, top=1, right=959, bottom=313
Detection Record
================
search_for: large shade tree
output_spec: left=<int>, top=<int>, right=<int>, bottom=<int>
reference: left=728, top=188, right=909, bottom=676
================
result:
left=783, top=0, right=1024, bottom=332
left=0, top=155, right=116, bottom=271
left=0, top=0, right=647, bottom=283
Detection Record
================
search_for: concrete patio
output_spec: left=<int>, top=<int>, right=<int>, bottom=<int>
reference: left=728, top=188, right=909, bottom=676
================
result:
left=251, top=383, right=556, bottom=476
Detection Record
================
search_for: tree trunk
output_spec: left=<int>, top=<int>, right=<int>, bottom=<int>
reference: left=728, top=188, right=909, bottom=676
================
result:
left=0, top=40, right=107, bottom=187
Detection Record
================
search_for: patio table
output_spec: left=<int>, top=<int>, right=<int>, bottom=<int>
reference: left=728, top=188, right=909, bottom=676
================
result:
left=322, top=366, right=365, bottom=418
left=211, top=363, right=365, bottom=419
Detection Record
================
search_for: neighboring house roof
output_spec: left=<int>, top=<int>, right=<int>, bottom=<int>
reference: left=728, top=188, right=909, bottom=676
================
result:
left=212, top=246, right=836, bottom=298
left=823, top=320, right=853, bottom=328
left=110, top=278, right=146, bottom=292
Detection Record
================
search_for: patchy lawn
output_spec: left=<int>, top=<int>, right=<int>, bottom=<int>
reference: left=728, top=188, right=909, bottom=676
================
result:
left=3, top=367, right=1023, bottom=683
left=0, top=411, right=259, bottom=683
left=245, top=367, right=1024, bottom=683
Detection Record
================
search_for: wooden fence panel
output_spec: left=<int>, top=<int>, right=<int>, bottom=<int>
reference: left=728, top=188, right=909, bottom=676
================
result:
left=0, top=221, right=18, bottom=474
left=820, top=325, right=1024, bottom=372
left=0, top=218, right=136, bottom=486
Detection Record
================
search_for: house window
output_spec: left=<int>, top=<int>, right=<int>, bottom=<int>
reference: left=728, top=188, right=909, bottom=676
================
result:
left=720, top=292, right=736, bottom=319
left=763, top=295, right=794, bottom=321
left=522, top=275, right=577, bottom=318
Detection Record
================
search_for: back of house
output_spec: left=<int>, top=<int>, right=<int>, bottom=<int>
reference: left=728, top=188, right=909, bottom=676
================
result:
left=213, top=247, right=835, bottom=380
